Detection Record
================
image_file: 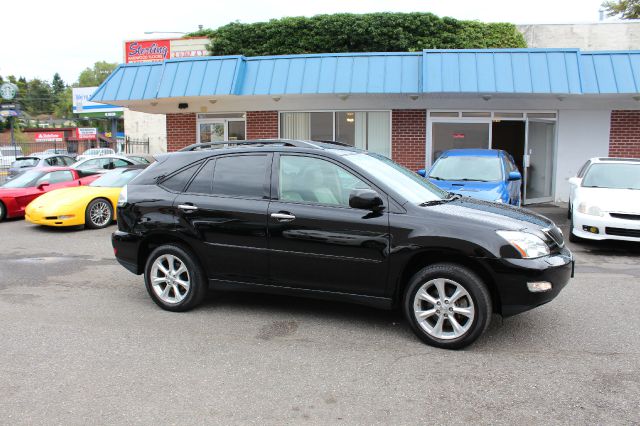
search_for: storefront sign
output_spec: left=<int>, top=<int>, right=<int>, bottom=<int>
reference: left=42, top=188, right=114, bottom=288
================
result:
left=125, top=40, right=171, bottom=63
left=452, top=133, right=465, bottom=139
left=35, top=131, right=64, bottom=142
left=76, top=128, right=97, bottom=140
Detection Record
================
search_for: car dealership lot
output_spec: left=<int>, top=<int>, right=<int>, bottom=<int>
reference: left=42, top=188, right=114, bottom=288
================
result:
left=1, top=206, right=639, bottom=424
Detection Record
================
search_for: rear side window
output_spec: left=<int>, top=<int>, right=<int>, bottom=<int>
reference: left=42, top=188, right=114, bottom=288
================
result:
left=186, top=160, right=215, bottom=194
left=212, top=155, right=269, bottom=199
left=161, top=163, right=201, bottom=192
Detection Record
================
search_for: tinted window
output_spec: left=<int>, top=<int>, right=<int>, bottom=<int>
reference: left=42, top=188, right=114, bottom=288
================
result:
left=37, top=170, right=73, bottom=185
left=186, top=161, right=215, bottom=194
left=212, top=155, right=268, bottom=198
left=279, top=155, right=370, bottom=206
left=113, top=159, right=131, bottom=167
left=161, top=163, right=201, bottom=192
left=61, top=156, right=75, bottom=166
left=45, top=157, right=58, bottom=166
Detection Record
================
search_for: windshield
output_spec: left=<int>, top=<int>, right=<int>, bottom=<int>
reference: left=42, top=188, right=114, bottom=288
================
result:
left=582, top=163, right=640, bottom=190
left=429, top=156, right=503, bottom=182
left=11, top=158, right=39, bottom=168
left=90, top=169, right=142, bottom=187
left=0, top=170, right=45, bottom=188
left=344, top=152, right=447, bottom=204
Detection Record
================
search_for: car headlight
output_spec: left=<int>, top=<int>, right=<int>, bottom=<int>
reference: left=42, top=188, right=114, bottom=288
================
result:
left=577, top=202, right=603, bottom=217
left=496, top=230, right=550, bottom=259
left=117, top=185, right=128, bottom=207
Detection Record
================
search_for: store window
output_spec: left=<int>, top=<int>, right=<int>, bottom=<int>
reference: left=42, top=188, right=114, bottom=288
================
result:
left=280, top=111, right=391, bottom=157
left=431, top=122, right=490, bottom=161
left=196, top=113, right=246, bottom=144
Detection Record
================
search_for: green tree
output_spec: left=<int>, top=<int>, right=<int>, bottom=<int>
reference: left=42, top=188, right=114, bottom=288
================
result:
left=602, top=0, right=640, bottom=18
left=77, top=61, right=118, bottom=87
left=51, top=73, right=66, bottom=97
left=53, top=86, right=73, bottom=118
left=191, top=13, right=526, bottom=57
left=23, top=79, right=54, bottom=115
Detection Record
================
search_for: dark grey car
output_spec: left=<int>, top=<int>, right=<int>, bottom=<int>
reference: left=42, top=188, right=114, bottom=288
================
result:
left=8, top=154, right=76, bottom=179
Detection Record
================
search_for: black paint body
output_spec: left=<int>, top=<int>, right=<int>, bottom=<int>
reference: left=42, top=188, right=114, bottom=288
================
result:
left=113, top=143, right=573, bottom=316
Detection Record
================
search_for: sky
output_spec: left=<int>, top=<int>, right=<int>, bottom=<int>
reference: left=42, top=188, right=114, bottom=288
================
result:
left=0, top=0, right=613, bottom=84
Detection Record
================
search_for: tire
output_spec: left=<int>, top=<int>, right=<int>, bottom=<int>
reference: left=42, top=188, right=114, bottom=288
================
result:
left=144, top=244, right=207, bottom=312
left=0, top=201, right=6, bottom=222
left=403, top=263, right=492, bottom=350
left=569, top=213, right=581, bottom=243
left=85, top=198, right=113, bottom=229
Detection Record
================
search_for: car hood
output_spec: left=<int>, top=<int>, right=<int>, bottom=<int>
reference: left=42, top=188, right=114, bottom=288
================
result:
left=429, top=179, right=506, bottom=201
left=426, top=196, right=555, bottom=234
left=576, top=187, right=640, bottom=214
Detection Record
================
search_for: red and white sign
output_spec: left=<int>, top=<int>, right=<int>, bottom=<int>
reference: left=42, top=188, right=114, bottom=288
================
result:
left=35, top=131, right=64, bottom=142
left=76, top=128, right=97, bottom=140
left=125, top=39, right=171, bottom=63
left=452, top=133, right=465, bottom=139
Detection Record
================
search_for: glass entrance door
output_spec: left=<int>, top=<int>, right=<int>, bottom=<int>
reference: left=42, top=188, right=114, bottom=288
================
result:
left=524, top=120, right=556, bottom=204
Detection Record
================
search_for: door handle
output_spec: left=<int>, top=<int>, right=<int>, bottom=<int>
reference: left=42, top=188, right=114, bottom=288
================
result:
left=271, top=212, right=296, bottom=222
left=178, top=204, right=199, bottom=212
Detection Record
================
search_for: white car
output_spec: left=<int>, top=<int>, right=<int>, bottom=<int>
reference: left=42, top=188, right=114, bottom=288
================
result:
left=568, top=157, right=640, bottom=242
left=75, top=148, right=116, bottom=162
left=72, top=155, right=138, bottom=172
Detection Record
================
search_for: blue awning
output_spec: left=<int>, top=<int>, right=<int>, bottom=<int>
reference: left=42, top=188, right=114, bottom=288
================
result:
left=90, top=48, right=640, bottom=103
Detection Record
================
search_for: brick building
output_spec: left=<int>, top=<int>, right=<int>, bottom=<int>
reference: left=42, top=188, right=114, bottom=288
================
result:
left=92, top=48, right=640, bottom=204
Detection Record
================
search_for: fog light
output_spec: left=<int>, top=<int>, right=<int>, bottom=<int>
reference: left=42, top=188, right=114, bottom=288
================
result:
left=582, top=225, right=599, bottom=234
left=527, top=281, right=552, bottom=293
left=58, top=215, right=75, bottom=219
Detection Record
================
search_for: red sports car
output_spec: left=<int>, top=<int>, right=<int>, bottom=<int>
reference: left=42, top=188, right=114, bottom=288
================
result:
left=0, top=167, right=100, bottom=221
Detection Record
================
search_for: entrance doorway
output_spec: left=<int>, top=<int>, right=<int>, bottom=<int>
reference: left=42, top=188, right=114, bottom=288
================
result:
left=427, top=111, right=557, bottom=204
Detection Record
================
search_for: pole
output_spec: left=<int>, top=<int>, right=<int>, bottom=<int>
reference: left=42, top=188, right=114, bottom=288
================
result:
left=10, top=116, right=16, bottom=158
left=111, top=117, right=118, bottom=153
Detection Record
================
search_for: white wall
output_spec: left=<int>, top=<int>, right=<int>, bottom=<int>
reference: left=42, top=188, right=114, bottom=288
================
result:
left=518, top=22, right=640, bottom=50
left=554, top=109, right=611, bottom=202
left=123, top=109, right=167, bottom=154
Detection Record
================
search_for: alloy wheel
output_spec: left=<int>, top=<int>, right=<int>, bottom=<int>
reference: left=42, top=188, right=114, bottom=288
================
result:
left=413, top=278, right=475, bottom=340
left=150, top=254, right=191, bottom=304
left=89, top=201, right=111, bottom=227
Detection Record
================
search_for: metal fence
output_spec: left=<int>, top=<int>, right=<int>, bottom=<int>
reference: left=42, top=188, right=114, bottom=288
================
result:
left=0, top=137, right=149, bottom=185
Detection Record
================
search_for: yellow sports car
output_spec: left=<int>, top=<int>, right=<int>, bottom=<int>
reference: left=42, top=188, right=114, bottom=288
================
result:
left=26, top=166, right=146, bottom=229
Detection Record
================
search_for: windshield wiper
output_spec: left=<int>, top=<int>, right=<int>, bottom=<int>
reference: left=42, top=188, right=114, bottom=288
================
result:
left=419, top=193, right=462, bottom=207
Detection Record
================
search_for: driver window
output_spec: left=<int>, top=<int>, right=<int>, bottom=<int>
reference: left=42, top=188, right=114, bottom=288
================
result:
left=36, top=173, right=52, bottom=185
left=279, top=155, right=371, bottom=207
left=48, top=171, right=74, bottom=183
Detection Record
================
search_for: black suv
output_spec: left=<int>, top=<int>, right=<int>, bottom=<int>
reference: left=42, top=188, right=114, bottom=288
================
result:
left=113, top=140, right=573, bottom=349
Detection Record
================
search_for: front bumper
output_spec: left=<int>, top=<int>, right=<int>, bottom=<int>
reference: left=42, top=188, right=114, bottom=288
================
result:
left=486, top=248, right=573, bottom=317
left=572, top=210, right=640, bottom=242
left=25, top=208, right=84, bottom=227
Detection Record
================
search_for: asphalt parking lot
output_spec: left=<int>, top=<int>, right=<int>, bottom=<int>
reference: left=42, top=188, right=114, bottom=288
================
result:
left=1, top=205, right=639, bottom=424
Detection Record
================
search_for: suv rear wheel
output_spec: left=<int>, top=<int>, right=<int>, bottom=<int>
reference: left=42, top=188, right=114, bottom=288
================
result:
left=403, top=263, right=491, bottom=349
left=144, top=244, right=207, bottom=312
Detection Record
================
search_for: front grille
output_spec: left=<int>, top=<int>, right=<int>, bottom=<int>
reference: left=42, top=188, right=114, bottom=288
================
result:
left=544, top=226, right=565, bottom=248
left=610, top=213, right=640, bottom=221
left=605, top=227, right=640, bottom=238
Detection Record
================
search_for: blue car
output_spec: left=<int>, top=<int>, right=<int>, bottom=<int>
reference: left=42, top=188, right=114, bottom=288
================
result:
left=418, top=149, right=522, bottom=205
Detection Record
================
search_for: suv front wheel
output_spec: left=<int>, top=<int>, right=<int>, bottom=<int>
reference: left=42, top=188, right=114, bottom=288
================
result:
left=144, top=245, right=208, bottom=312
left=403, top=263, right=491, bottom=349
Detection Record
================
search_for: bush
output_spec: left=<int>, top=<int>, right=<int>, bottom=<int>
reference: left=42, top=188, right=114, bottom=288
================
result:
left=192, top=13, right=526, bottom=57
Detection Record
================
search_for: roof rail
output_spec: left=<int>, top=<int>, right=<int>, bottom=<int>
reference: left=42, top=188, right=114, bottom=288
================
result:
left=309, top=139, right=352, bottom=147
left=178, top=139, right=316, bottom=152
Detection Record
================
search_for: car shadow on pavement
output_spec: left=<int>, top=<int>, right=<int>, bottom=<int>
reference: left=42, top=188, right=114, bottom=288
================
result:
left=571, top=239, right=640, bottom=256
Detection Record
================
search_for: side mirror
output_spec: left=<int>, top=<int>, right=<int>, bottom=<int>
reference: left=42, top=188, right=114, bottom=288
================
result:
left=349, top=189, right=384, bottom=211
left=417, top=169, right=427, bottom=177
left=37, top=182, right=50, bottom=191
left=508, top=171, right=522, bottom=181
left=568, top=177, right=582, bottom=186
